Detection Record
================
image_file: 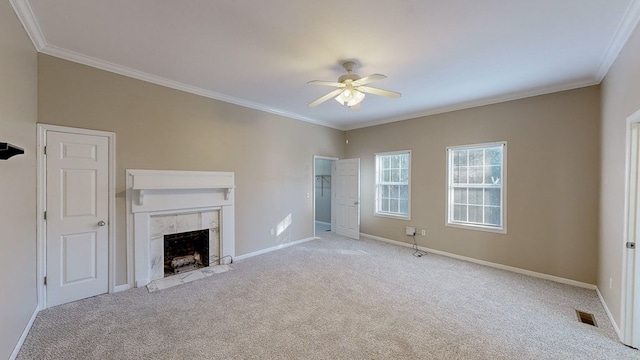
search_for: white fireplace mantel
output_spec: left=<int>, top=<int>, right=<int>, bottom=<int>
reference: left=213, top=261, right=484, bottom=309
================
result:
left=126, top=170, right=235, bottom=288
left=131, top=170, right=236, bottom=204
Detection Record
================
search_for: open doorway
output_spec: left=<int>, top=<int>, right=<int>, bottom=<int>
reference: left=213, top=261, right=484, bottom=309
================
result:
left=314, top=156, right=337, bottom=237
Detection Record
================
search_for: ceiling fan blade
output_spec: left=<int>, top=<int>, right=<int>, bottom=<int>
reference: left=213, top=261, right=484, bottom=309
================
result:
left=358, top=86, right=401, bottom=98
left=308, top=88, right=344, bottom=107
left=353, top=74, right=386, bottom=86
left=307, top=80, right=345, bottom=87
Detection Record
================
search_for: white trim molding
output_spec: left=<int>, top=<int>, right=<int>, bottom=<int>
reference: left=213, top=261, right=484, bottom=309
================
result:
left=346, top=79, right=599, bottom=131
left=9, top=0, right=46, bottom=50
left=596, top=0, right=640, bottom=81
left=597, top=287, right=623, bottom=341
left=9, top=307, right=39, bottom=360
left=39, top=44, right=339, bottom=130
left=9, top=0, right=339, bottom=129
left=11, top=0, right=640, bottom=132
left=113, top=284, right=131, bottom=293
left=235, top=237, right=317, bottom=261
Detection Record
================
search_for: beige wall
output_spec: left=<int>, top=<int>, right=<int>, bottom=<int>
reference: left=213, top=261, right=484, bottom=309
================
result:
left=0, top=2, right=38, bottom=358
left=600, top=22, right=640, bottom=330
left=346, top=86, right=600, bottom=284
left=38, top=54, right=344, bottom=286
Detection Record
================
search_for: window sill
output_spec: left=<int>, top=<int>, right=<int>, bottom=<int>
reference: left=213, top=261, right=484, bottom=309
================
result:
left=446, top=222, right=506, bottom=234
left=375, top=212, right=411, bottom=221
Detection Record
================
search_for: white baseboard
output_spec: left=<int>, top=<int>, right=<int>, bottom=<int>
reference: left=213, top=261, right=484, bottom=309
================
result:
left=235, top=237, right=317, bottom=261
left=114, top=284, right=131, bottom=293
left=596, top=287, right=622, bottom=341
left=9, top=306, right=39, bottom=360
left=361, top=233, right=597, bottom=290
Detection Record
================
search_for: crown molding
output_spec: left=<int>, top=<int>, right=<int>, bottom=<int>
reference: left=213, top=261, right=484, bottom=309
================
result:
left=39, top=44, right=342, bottom=130
left=12, top=0, right=636, bottom=132
left=36, top=42, right=606, bottom=132
left=596, top=0, right=640, bottom=81
left=10, top=0, right=45, bottom=50
left=347, top=78, right=599, bottom=130
left=10, top=0, right=343, bottom=130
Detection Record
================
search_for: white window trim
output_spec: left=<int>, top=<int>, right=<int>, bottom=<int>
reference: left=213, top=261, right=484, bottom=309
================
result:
left=374, top=150, right=411, bottom=220
left=446, top=141, right=507, bottom=234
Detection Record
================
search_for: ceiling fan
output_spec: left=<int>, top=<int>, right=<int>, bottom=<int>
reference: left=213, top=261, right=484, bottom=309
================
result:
left=307, top=61, right=401, bottom=111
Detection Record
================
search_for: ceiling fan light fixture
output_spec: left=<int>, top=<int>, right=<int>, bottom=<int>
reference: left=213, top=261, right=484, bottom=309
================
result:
left=335, top=88, right=365, bottom=106
left=307, top=61, right=399, bottom=109
left=348, top=90, right=365, bottom=106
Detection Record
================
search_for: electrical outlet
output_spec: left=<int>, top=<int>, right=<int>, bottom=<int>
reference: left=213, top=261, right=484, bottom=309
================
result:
left=609, top=277, right=613, bottom=289
left=421, top=229, right=426, bottom=236
left=270, top=228, right=275, bottom=236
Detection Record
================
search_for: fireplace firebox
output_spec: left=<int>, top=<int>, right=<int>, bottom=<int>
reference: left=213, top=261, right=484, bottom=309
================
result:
left=164, top=229, right=209, bottom=276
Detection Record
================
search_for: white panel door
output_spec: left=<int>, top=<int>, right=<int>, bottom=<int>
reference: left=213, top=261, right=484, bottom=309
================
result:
left=335, top=158, right=360, bottom=239
left=46, top=131, right=109, bottom=307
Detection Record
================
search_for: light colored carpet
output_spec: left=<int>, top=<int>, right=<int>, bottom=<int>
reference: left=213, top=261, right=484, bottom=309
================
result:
left=17, top=233, right=640, bottom=359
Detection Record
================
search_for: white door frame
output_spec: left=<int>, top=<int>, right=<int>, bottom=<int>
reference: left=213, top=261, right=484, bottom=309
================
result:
left=313, top=155, right=338, bottom=237
left=623, top=109, right=640, bottom=347
left=37, top=124, right=116, bottom=309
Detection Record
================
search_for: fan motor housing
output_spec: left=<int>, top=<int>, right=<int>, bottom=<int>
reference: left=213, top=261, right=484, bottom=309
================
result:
left=338, top=74, right=361, bottom=83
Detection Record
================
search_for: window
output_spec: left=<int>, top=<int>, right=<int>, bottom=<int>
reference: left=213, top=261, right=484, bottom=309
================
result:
left=375, top=151, right=411, bottom=219
left=447, top=142, right=506, bottom=232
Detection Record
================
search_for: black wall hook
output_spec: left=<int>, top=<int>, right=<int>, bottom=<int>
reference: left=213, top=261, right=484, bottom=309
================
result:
left=0, top=142, right=25, bottom=160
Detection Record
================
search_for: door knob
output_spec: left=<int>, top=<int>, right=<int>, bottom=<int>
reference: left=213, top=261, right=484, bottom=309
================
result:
left=97, top=221, right=106, bottom=227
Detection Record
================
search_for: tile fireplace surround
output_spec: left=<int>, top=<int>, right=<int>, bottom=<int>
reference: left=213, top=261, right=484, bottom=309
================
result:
left=126, top=170, right=235, bottom=288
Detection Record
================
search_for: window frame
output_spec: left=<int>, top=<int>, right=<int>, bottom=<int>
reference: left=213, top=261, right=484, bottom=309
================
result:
left=374, top=150, right=411, bottom=220
left=446, top=142, right=507, bottom=233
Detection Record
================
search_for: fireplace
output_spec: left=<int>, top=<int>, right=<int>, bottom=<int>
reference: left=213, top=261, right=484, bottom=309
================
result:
left=127, top=170, right=235, bottom=288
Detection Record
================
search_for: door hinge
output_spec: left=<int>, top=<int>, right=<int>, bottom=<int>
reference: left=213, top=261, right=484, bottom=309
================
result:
left=44, top=211, right=47, bottom=220
left=43, top=146, right=47, bottom=155
left=44, top=276, right=47, bottom=286
left=627, top=242, right=636, bottom=249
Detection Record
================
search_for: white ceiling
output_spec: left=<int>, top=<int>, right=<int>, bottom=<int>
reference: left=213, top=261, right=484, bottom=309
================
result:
left=11, top=0, right=640, bottom=130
